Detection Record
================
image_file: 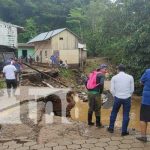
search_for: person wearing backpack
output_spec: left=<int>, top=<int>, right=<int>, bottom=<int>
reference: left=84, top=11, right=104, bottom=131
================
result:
left=86, top=64, right=107, bottom=127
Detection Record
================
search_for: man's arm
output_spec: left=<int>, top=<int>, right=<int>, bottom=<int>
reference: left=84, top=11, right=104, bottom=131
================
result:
left=140, top=70, right=147, bottom=84
left=110, top=77, right=115, bottom=97
left=99, top=74, right=105, bottom=85
left=97, top=74, right=105, bottom=93
left=2, top=67, right=5, bottom=78
left=12, top=66, right=17, bottom=79
left=130, top=76, right=134, bottom=94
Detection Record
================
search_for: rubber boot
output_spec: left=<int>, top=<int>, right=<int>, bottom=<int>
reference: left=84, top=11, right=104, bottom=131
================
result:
left=96, top=116, right=104, bottom=128
left=88, top=113, right=94, bottom=126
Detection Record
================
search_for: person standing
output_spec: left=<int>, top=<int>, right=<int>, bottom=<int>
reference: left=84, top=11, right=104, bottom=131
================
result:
left=12, top=59, right=22, bottom=85
left=28, top=55, right=33, bottom=65
left=2, top=61, right=17, bottom=97
left=86, top=64, right=107, bottom=127
left=50, top=55, right=55, bottom=67
left=136, top=69, right=150, bottom=142
left=36, top=55, right=39, bottom=63
left=107, top=64, right=134, bottom=136
left=64, top=60, right=68, bottom=69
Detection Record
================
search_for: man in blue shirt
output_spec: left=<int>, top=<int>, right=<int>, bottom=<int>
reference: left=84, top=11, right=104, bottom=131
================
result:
left=137, top=69, right=150, bottom=142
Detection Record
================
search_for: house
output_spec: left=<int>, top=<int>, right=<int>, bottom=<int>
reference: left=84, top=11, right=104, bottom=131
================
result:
left=28, top=28, right=87, bottom=67
left=0, top=20, right=23, bottom=49
left=18, top=43, right=35, bottom=59
left=0, top=21, right=23, bottom=70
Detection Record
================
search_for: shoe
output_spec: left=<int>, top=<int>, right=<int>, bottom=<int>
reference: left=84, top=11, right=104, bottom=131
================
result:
left=136, top=137, right=147, bottom=142
left=107, top=127, right=114, bottom=133
left=88, top=122, right=95, bottom=126
left=96, top=123, right=104, bottom=128
left=88, top=113, right=94, bottom=126
left=95, top=116, right=104, bottom=128
left=121, top=132, right=129, bottom=136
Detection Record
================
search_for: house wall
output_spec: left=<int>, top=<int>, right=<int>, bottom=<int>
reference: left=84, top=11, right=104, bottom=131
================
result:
left=51, top=30, right=78, bottom=50
left=18, top=47, right=34, bottom=58
left=34, top=30, right=80, bottom=64
left=34, top=40, right=52, bottom=63
left=0, top=21, right=18, bottom=48
left=59, top=49, right=79, bottom=64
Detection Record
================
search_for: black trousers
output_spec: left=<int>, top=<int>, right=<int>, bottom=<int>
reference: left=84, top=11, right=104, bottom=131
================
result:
left=6, top=79, right=17, bottom=89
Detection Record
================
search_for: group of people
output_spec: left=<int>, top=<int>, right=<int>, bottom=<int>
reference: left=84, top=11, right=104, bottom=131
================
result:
left=50, top=54, right=68, bottom=68
left=2, top=58, right=150, bottom=142
left=86, top=64, right=150, bottom=142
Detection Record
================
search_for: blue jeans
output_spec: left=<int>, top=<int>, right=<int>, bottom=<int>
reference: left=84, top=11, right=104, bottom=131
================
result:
left=109, top=97, right=131, bottom=133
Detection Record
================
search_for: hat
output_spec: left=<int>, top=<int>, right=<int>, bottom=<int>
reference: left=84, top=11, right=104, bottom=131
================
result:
left=100, top=64, right=107, bottom=69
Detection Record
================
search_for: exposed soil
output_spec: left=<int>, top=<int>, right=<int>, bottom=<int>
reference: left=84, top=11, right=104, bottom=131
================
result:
left=0, top=57, right=114, bottom=143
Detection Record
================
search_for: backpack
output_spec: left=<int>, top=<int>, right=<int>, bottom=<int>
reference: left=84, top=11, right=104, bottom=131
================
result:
left=86, top=71, right=102, bottom=90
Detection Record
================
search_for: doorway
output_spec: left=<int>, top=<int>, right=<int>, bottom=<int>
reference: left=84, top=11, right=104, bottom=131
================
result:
left=22, top=50, right=27, bottom=62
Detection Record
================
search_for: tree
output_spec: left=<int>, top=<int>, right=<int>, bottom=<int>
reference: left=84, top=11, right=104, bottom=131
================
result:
left=66, top=8, right=86, bottom=39
left=18, top=18, right=37, bottom=42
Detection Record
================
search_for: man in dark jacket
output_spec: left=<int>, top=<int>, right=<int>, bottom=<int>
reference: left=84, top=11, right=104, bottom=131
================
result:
left=87, top=64, right=107, bottom=127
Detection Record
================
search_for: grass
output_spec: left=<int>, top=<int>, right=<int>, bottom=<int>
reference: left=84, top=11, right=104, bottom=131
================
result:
left=0, top=80, right=5, bottom=89
left=59, top=68, right=75, bottom=79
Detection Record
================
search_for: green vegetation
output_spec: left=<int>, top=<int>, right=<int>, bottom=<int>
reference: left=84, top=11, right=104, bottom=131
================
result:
left=0, top=80, right=5, bottom=89
left=59, top=68, right=74, bottom=79
left=84, top=58, right=108, bottom=74
left=0, top=0, right=150, bottom=91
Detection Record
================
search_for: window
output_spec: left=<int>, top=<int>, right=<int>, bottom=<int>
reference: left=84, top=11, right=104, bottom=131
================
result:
left=59, top=37, right=63, bottom=40
left=45, top=50, right=47, bottom=58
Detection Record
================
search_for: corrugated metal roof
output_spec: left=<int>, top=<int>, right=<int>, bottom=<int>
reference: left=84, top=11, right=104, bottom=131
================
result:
left=28, top=28, right=66, bottom=43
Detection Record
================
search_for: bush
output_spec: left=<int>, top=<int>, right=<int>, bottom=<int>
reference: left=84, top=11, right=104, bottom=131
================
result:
left=59, top=68, right=74, bottom=79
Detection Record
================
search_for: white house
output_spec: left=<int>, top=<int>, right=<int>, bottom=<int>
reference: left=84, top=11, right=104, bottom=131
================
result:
left=0, top=21, right=23, bottom=70
left=0, top=20, right=23, bottom=49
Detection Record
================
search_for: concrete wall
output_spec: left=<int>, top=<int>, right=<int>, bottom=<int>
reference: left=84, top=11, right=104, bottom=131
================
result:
left=81, top=50, right=87, bottom=62
left=18, top=47, right=35, bottom=58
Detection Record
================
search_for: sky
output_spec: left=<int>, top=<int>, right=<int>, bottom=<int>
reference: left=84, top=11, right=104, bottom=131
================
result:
left=111, top=0, right=116, bottom=2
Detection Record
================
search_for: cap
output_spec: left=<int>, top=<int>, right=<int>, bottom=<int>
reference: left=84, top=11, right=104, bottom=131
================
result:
left=100, top=64, right=107, bottom=69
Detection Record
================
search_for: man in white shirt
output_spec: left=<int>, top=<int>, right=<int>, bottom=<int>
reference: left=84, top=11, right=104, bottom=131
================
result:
left=3, top=61, right=17, bottom=97
left=107, top=64, right=134, bottom=136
